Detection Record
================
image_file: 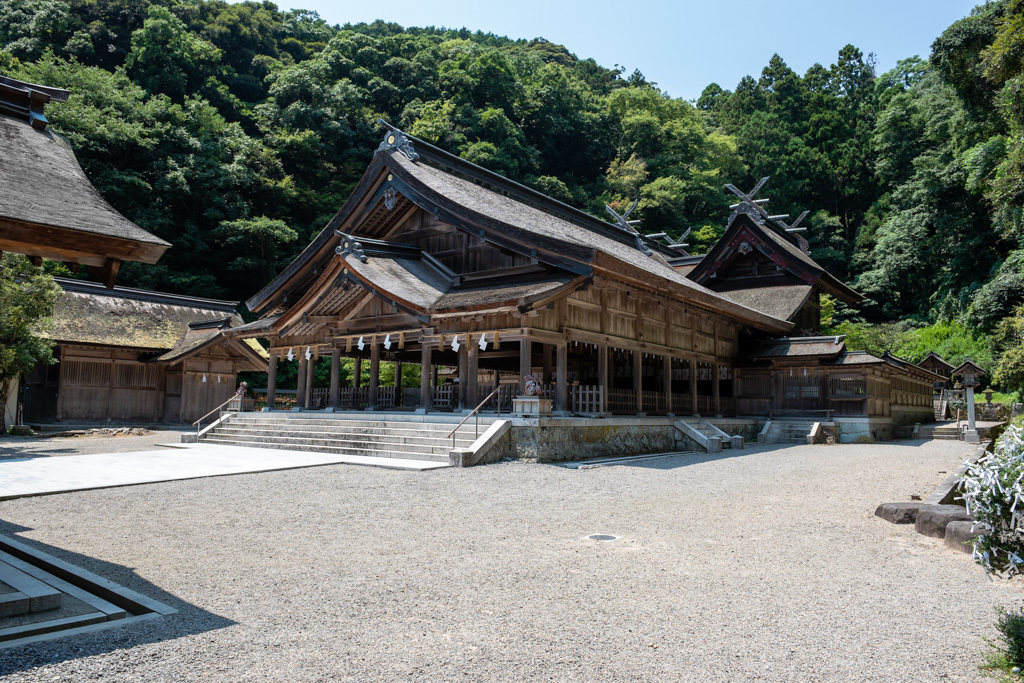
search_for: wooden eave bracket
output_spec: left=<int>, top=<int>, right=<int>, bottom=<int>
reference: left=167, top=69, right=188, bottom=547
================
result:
left=86, top=258, right=121, bottom=289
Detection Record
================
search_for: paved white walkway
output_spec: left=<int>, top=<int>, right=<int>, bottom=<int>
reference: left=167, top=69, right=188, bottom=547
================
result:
left=0, top=444, right=448, bottom=500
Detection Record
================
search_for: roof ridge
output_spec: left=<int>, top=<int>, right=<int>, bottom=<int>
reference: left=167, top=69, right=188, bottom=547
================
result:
left=55, top=277, right=239, bottom=311
left=377, top=120, right=678, bottom=259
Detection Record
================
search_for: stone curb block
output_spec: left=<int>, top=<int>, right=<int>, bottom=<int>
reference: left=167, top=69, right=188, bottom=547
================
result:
left=944, top=520, right=986, bottom=554
left=874, top=502, right=922, bottom=524
left=914, top=504, right=974, bottom=539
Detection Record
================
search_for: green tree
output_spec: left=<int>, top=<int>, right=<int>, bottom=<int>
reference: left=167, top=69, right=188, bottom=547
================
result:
left=214, top=216, right=299, bottom=287
left=0, top=254, right=61, bottom=435
left=125, top=5, right=222, bottom=99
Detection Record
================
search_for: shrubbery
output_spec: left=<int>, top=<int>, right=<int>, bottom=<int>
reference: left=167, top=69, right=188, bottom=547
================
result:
left=960, top=422, right=1024, bottom=575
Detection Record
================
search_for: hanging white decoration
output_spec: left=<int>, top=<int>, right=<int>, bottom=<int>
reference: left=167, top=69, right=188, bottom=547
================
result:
left=217, top=375, right=222, bottom=383
left=202, top=374, right=208, bottom=383
left=478, top=333, right=488, bottom=351
left=357, top=336, right=365, bottom=351
left=451, top=335, right=461, bottom=352
left=384, top=334, right=392, bottom=350
left=286, top=347, right=295, bottom=361
left=305, top=347, right=312, bottom=361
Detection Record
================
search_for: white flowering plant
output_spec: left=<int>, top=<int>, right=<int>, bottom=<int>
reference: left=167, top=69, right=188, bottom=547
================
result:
left=960, top=423, right=1024, bottom=576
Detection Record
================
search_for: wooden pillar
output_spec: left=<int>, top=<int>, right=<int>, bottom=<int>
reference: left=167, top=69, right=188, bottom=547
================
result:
left=354, top=357, right=362, bottom=388
left=305, top=354, right=315, bottom=408
left=329, top=350, right=340, bottom=410
left=296, top=356, right=307, bottom=409
left=633, top=350, right=643, bottom=415
left=663, top=355, right=672, bottom=415
left=542, top=345, right=553, bottom=386
left=369, top=341, right=380, bottom=409
left=690, top=359, right=698, bottom=416
left=555, top=340, right=568, bottom=413
left=419, top=343, right=432, bottom=412
left=394, top=358, right=403, bottom=407
left=597, top=343, right=608, bottom=414
left=467, top=339, right=479, bottom=409
left=266, top=354, right=278, bottom=411
left=519, top=337, right=532, bottom=394
left=457, top=338, right=469, bottom=410
left=713, top=362, right=721, bottom=416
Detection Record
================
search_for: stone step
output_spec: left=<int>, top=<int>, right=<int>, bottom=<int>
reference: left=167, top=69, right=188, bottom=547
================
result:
left=210, top=425, right=476, bottom=444
left=200, top=436, right=451, bottom=463
left=203, top=431, right=468, bottom=456
left=227, top=414, right=493, bottom=425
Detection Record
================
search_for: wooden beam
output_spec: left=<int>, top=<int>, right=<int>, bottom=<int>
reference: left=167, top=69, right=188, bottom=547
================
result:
left=86, top=258, right=121, bottom=289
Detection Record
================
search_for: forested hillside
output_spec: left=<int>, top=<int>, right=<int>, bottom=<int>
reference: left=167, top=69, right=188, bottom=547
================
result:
left=1, top=0, right=1023, bottom=389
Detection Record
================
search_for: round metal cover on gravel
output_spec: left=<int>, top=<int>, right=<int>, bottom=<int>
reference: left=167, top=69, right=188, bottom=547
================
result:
left=587, top=534, right=619, bottom=541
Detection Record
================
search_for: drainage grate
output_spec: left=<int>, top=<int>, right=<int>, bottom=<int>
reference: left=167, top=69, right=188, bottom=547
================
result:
left=587, top=534, right=619, bottom=541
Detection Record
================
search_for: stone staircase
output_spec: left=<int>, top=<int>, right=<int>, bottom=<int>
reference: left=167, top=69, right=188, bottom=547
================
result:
left=933, top=397, right=946, bottom=421
left=200, top=412, right=493, bottom=463
left=763, top=419, right=816, bottom=444
left=918, top=423, right=962, bottom=441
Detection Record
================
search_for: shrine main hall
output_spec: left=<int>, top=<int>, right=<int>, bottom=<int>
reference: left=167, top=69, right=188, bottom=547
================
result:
left=225, top=124, right=938, bottom=457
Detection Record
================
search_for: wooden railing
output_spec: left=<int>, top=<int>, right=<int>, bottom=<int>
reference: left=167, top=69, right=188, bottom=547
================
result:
left=608, top=388, right=635, bottom=414
left=339, top=387, right=368, bottom=409
left=828, top=376, right=866, bottom=398
left=642, top=390, right=665, bottom=414
left=570, top=385, right=603, bottom=414
left=433, top=384, right=455, bottom=409
left=376, top=386, right=396, bottom=407
left=696, top=395, right=714, bottom=416
left=719, top=396, right=735, bottom=417
left=673, top=393, right=693, bottom=415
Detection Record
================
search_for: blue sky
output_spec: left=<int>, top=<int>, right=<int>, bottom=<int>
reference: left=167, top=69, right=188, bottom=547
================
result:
left=276, top=0, right=980, bottom=100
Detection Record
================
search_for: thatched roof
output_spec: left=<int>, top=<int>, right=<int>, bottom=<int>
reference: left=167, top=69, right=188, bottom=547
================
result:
left=0, top=113, right=169, bottom=259
left=44, top=279, right=268, bottom=367
left=717, top=285, right=813, bottom=322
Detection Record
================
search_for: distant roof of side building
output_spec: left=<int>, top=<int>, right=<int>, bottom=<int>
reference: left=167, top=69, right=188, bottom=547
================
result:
left=747, top=335, right=847, bottom=359
left=45, top=278, right=267, bottom=365
left=0, top=77, right=169, bottom=285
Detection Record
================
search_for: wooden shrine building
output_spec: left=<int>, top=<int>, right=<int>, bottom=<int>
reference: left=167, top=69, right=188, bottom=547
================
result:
left=1, top=75, right=173, bottom=426
left=0, top=76, right=170, bottom=286
left=21, top=278, right=268, bottom=424
left=231, top=125, right=937, bottom=441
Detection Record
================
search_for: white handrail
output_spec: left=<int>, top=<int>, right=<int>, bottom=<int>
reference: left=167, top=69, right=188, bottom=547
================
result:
left=193, top=395, right=240, bottom=439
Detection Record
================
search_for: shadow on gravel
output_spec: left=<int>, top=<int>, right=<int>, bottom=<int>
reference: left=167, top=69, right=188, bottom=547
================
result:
left=0, top=518, right=236, bottom=674
left=0, top=446, right=84, bottom=461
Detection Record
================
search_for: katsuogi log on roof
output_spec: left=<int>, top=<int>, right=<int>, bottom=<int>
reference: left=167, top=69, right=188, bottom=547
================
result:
left=0, top=76, right=169, bottom=286
left=686, top=178, right=861, bottom=334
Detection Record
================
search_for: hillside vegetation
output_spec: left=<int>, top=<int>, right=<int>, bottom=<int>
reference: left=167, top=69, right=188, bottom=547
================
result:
left=1, top=0, right=1023, bottom=390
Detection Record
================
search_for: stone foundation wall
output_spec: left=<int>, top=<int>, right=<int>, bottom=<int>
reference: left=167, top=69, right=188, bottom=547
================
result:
left=834, top=417, right=893, bottom=443
left=892, top=405, right=934, bottom=427
left=498, top=418, right=761, bottom=462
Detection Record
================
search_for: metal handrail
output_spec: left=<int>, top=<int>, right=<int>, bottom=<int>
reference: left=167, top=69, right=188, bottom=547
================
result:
left=448, top=386, right=502, bottom=448
left=193, top=395, right=242, bottom=438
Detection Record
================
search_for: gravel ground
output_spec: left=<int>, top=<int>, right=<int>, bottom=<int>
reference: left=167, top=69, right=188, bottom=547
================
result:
left=0, top=429, right=189, bottom=460
left=0, top=438, right=1017, bottom=681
